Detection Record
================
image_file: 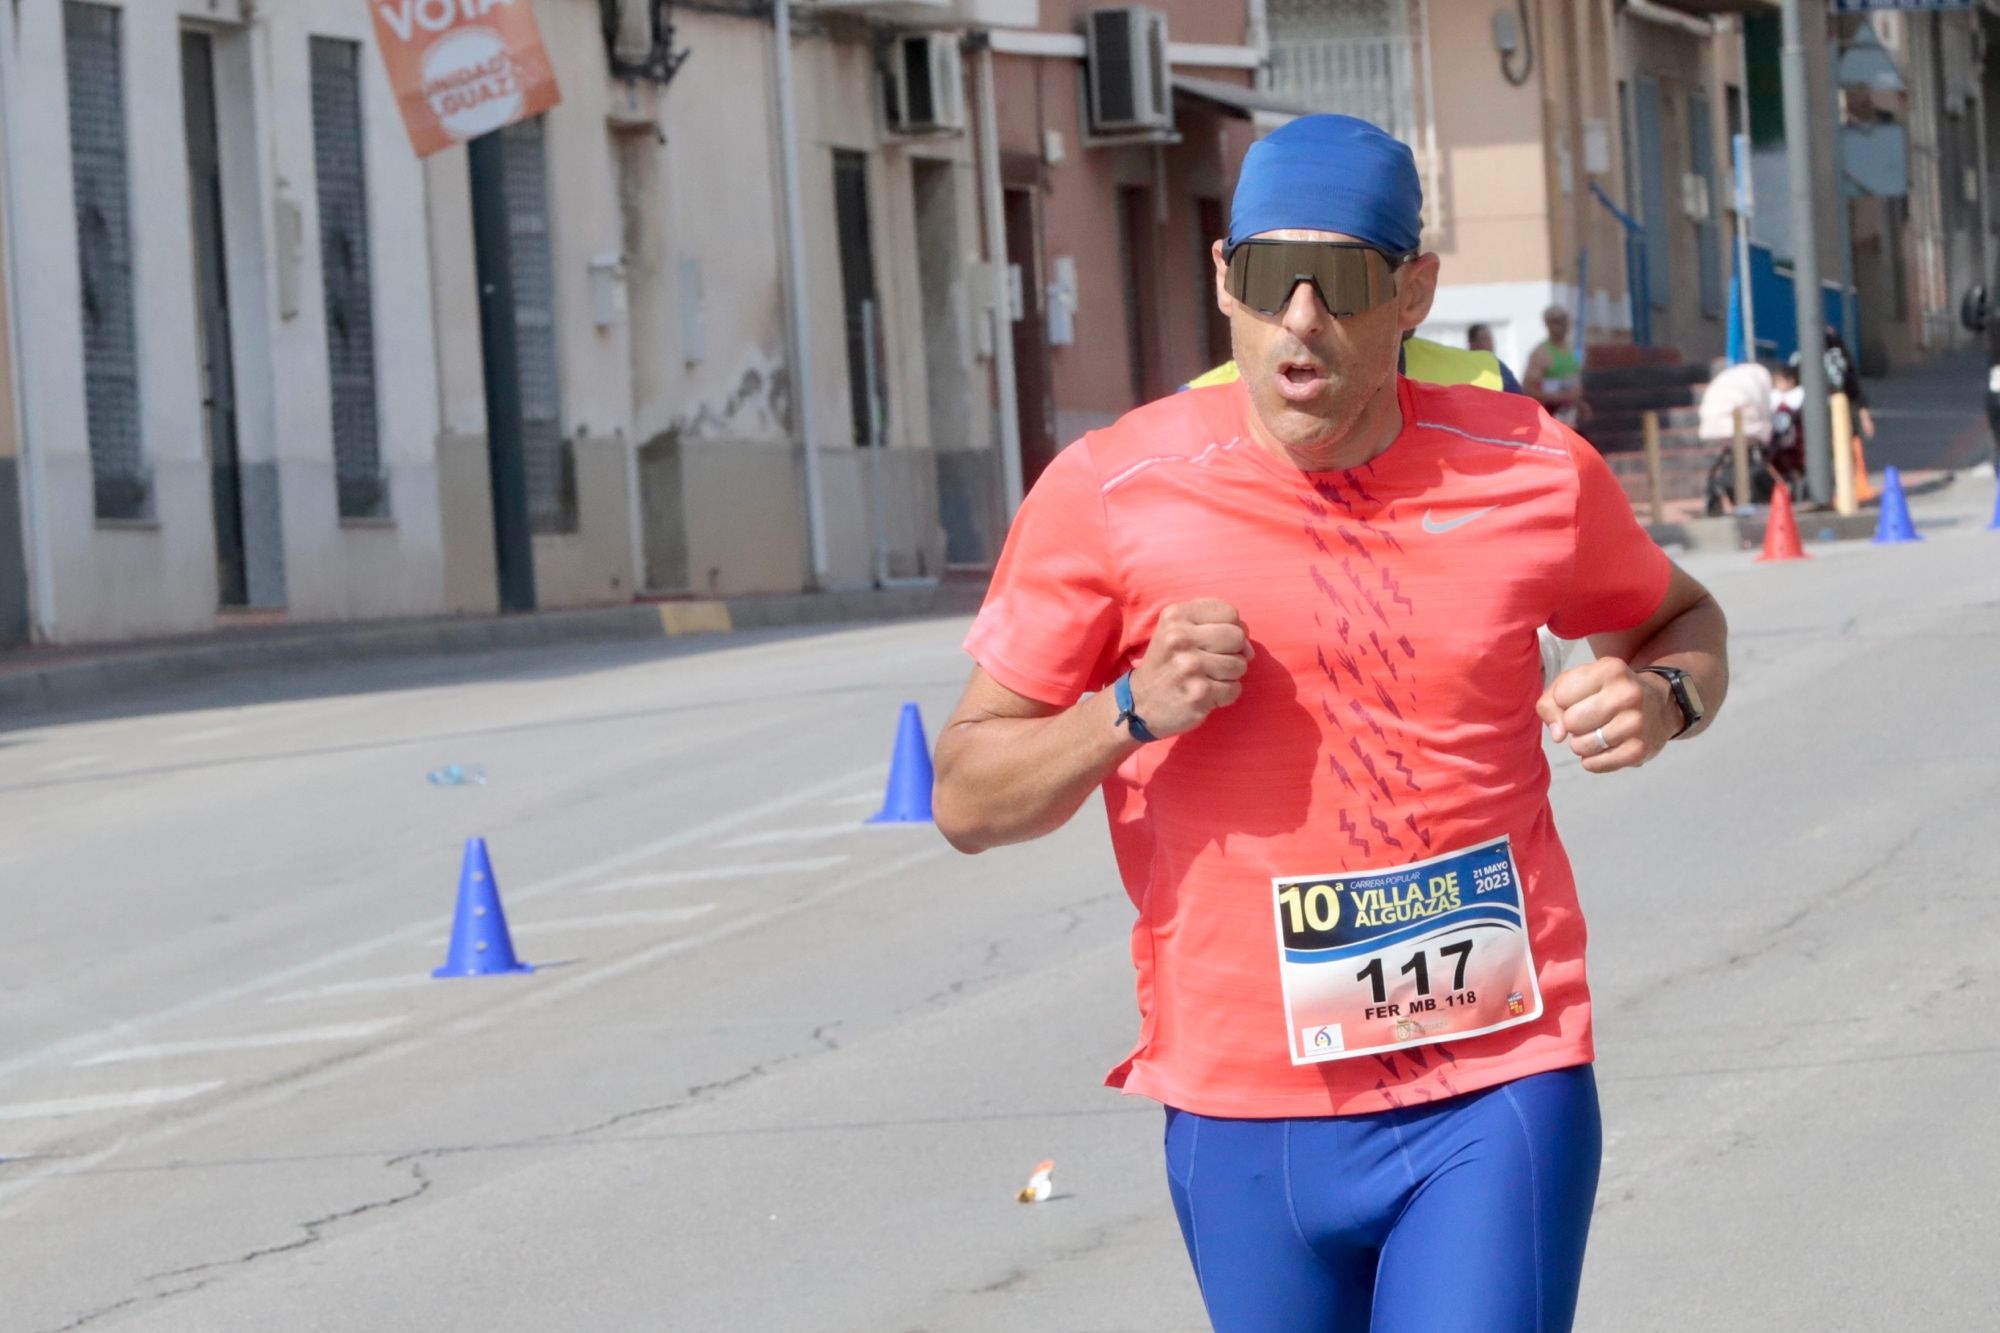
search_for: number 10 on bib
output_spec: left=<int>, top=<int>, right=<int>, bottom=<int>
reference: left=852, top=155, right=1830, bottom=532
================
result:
left=1271, top=835, right=1543, bottom=1065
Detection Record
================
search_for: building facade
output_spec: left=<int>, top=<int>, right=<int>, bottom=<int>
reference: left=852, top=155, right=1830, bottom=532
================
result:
left=1258, top=0, right=1825, bottom=375
left=7, top=0, right=1990, bottom=646
left=0, top=0, right=451, bottom=645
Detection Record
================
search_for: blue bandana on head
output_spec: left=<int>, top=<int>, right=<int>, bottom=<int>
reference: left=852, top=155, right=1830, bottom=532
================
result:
left=1227, top=115, right=1423, bottom=255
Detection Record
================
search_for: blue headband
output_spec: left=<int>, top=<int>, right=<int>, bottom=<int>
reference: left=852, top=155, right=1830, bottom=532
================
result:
left=1228, top=115, right=1423, bottom=255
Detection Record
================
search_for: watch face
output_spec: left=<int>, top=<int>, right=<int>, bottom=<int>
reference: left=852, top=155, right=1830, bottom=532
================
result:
left=1679, top=674, right=1704, bottom=721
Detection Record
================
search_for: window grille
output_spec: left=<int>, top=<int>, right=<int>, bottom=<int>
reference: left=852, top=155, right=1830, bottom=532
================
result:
left=65, top=2, right=147, bottom=519
left=310, top=37, right=388, bottom=519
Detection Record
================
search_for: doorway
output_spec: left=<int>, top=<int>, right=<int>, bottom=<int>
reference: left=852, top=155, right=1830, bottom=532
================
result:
left=1002, top=185, right=1055, bottom=486
left=181, top=30, right=247, bottom=606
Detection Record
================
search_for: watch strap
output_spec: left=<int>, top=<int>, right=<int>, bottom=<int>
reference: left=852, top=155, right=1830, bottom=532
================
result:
left=1113, top=672, right=1158, bottom=743
left=1637, top=666, right=1697, bottom=738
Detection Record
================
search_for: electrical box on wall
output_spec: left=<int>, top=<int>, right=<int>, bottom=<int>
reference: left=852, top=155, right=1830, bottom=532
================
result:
left=678, top=256, right=705, bottom=364
left=276, top=193, right=304, bottom=321
left=590, top=253, right=628, bottom=329
left=1047, top=256, right=1078, bottom=347
left=1582, top=120, right=1611, bottom=177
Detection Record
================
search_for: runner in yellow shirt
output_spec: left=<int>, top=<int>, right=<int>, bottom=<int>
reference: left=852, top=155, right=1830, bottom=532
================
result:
left=1184, top=332, right=1522, bottom=395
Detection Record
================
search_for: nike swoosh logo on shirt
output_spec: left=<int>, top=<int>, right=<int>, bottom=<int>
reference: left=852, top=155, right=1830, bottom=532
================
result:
left=1421, top=506, right=1500, bottom=534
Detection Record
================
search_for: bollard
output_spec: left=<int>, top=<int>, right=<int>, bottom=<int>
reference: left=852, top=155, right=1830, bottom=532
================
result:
left=1643, top=410, right=1666, bottom=525
left=1731, top=407, right=1752, bottom=511
left=1831, top=392, right=1857, bottom=517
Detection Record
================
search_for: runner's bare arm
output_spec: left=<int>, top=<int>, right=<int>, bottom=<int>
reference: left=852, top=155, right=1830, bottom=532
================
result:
left=936, top=600, right=1252, bottom=853
left=1535, top=563, right=1728, bottom=774
left=932, top=671, right=1136, bottom=854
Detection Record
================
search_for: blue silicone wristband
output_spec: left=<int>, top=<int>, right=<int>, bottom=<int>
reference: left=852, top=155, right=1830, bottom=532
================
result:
left=1113, top=672, right=1158, bottom=743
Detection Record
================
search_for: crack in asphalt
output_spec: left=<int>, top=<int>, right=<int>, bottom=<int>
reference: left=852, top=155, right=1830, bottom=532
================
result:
left=32, top=1018, right=848, bottom=1331
left=44, top=1160, right=433, bottom=1332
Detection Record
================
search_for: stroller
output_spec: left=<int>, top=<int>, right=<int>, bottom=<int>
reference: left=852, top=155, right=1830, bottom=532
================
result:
left=1704, top=398, right=1806, bottom=515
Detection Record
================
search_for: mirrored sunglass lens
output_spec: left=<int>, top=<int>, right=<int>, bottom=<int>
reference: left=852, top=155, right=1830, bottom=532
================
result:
left=1230, top=245, right=1392, bottom=316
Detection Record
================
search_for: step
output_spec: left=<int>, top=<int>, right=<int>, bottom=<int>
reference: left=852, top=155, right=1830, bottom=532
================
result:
left=1581, top=343, right=1684, bottom=370
left=1583, top=383, right=1705, bottom=416
left=1576, top=436, right=1704, bottom=462
left=1582, top=362, right=1710, bottom=393
left=1588, top=405, right=1703, bottom=435
left=1615, top=468, right=1712, bottom=504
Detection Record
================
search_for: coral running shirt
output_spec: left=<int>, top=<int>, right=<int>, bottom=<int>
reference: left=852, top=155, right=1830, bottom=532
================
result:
left=964, top=378, right=1672, bottom=1117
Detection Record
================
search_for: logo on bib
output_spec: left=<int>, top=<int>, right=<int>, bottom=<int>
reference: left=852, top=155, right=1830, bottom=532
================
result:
left=1304, top=1025, right=1344, bottom=1052
left=1507, top=991, right=1527, bottom=1016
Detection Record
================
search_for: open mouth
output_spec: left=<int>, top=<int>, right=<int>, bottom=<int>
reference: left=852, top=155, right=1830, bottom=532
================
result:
left=1276, top=359, right=1328, bottom=401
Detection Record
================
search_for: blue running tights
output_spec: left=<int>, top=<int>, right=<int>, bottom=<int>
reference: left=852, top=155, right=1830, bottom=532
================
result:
left=1164, top=1065, right=1601, bottom=1333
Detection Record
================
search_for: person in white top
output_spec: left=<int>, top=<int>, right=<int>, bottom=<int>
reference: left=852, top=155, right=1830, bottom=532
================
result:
left=1697, top=359, right=1775, bottom=448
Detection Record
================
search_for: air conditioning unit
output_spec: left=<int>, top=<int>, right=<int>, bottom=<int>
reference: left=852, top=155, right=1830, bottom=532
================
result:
left=1086, top=6, right=1172, bottom=136
left=1680, top=171, right=1711, bottom=221
left=882, top=32, right=966, bottom=135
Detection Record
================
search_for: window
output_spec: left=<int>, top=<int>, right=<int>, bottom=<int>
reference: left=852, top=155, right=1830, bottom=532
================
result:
left=1264, top=0, right=1438, bottom=237
left=500, top=116, right=573, bottom=532
left=310, top=37, right=386, bottom=519
left=1266, top=0, right=1422, bottom=146
left=65, top=1, right=146, bottom=520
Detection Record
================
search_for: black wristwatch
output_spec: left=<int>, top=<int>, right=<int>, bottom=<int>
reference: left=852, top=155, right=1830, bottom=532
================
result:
left=1636, top=666, right=1703, bottom=738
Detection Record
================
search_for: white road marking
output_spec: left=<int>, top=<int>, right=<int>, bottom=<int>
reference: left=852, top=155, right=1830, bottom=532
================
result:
left=429, top=905, right=717, bottom=944
left=0, top=763, right=881, bottom=1085
left=166, top=725, right=241, bottom=745
left=828, top=790, right=883, bottom=808
left=39, top=754, right=102, bottom=775
left=0, top=842, right=946, bottom=1211
left=589, top=856, right=849, bottom=893
left=265, top=975, right=437, bottom=1004
left=74, top=1018, right=407, bottom=1067
left=0, top=1082, right=226, bottom=1122
left=720, top=822, right=874, bottom=849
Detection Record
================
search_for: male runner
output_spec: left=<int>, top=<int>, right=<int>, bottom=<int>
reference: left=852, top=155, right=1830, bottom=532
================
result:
left=1524, top=303, right=1585, bottom=426
left=934, top=115, right=1729, bottom=1333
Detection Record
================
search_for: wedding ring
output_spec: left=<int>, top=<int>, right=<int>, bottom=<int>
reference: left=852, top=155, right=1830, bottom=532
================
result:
left=1594, top=726, right=1611, bottom=753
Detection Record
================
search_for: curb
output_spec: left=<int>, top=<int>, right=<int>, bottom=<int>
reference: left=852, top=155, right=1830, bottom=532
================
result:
left=0, top=580, right=990, bottom=717
left=1644, top=472, right=1959, bottom=554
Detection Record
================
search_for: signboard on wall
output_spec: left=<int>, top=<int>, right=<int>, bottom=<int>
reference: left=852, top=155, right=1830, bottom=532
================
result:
left=368, top=0, right=563, bottom=157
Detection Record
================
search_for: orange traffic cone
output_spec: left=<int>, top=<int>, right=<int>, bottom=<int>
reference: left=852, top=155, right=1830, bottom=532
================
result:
left=1757, top=481, right=1809, bottom=562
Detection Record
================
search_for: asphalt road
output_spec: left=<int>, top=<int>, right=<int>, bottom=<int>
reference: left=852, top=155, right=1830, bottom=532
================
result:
left=1, top=471, right=1996, bottom=1333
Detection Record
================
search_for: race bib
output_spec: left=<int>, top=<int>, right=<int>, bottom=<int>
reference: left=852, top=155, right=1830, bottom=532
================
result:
left=1272, top=835, right=1543, bottom=1065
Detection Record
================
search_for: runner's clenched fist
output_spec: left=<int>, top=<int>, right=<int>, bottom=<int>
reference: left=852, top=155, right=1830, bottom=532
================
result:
left=1127, top=600, right=1255, bottom=739
left=1536, top=656, right=1675, bottom=774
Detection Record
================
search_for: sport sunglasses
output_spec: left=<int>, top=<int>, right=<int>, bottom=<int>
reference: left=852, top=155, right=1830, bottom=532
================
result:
left=1223, top=240, right=1414, bottom=317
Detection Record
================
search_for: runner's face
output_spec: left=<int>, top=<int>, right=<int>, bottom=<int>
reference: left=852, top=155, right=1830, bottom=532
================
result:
left=1214, top=230, right=1438, bottom=453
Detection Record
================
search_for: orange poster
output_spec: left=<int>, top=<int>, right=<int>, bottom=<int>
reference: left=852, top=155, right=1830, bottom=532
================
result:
left=368, top=0, right=563, bottom=158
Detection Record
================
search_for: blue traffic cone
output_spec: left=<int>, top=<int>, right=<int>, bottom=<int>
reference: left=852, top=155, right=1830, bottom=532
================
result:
left=433, top=838, right=534, bottom=978
left=1871, top=466, right=1922, bottom=544
left=1987, top=479, right=2000, bottom=531
left=867, top=703, right=934, bottom=824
